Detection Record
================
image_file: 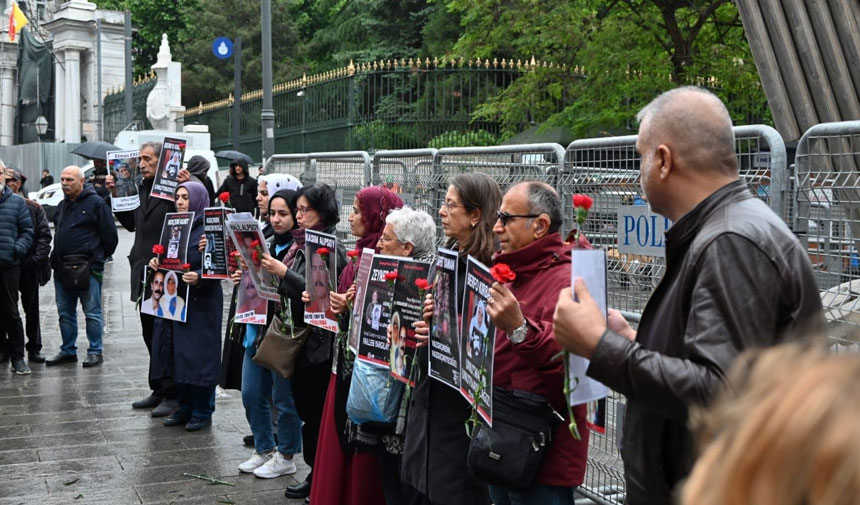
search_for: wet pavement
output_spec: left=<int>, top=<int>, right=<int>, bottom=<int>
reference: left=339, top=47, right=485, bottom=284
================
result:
left=0, top=229, right=309, bottom=504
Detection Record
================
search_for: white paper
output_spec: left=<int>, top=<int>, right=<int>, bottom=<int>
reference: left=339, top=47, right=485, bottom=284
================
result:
left=568, top=249, right=609, bottom=405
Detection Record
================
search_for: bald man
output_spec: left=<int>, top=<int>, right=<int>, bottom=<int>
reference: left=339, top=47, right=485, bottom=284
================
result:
left=552, top=87, right=823, bottom=505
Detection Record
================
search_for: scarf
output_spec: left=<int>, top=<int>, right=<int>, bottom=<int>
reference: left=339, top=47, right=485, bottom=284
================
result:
left=283, top=222, right=326, bottom=270
left=338, top=186, right=403, bottom=292
left=269, top=189, right=300, bottom=247
left=178, top=180, right=210, bottom=219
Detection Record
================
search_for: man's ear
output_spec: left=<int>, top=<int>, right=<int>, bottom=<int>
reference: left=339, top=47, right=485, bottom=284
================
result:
left=657, top=144, right=672, bottom=180
left=533, top=214, right=551, bottom=238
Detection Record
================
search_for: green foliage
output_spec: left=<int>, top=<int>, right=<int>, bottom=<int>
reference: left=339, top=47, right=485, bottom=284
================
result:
left=427, top=129, right=498, bottom=148
left=351, top=120, right=421, bottom=151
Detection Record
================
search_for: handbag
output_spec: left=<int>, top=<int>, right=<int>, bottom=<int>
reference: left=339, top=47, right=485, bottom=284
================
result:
left=345, top=358, right=405, bottom=425
left=58, top=254, right=93, bottom=292
left=252, top=312, right=311, bottom=379
left=466, top=387, right=563, bottom=491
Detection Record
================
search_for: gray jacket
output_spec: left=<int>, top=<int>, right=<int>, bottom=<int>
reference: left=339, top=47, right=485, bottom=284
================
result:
left=587, top=180, right=823, bottom=505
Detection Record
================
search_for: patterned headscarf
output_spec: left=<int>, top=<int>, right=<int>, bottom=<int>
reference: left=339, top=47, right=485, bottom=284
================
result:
left=260, top=173, right=302, bottom=193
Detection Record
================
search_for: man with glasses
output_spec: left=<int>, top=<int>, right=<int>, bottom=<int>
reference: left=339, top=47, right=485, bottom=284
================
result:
left=107, top=142, right=190, bottom=416
left=482, top=181, right=589, bottom=505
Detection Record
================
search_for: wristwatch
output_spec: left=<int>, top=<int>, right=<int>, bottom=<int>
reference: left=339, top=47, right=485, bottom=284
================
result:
left=508, top=319, right=529, bottom=344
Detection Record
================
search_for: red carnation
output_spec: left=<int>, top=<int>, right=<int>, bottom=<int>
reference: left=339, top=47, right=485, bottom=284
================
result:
left=317, top=247, right=330, bottom=256
left=250, top=239, right=261, bottom=248
left=346, top=250, right=359, bottom=258
left=383, top=271, right=399, bottom=282
left=251, top=249, right=261, bottom=265
left=572, top=194, right=593, bottom=210
left=179, top=263, right=192, bottom=272
left=229, top=250, right=241, bottom=259
left=415, top=278, right=432, bottom=291
left=152, top=244, right=165, bottom=256
left=218, top=192, right=231, bottom=203
left=490, top=263, right=516, bottom=284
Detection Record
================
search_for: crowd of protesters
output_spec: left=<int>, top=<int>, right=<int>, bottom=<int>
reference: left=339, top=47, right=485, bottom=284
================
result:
left=3, top=87, right=855, bottom=505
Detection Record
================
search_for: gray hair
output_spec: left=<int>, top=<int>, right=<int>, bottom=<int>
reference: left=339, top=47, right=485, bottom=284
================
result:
left=64, top=165, right=86, bottom=180
left=521, top=181, right=562, bottom=234
left=140, top=141, right=163, bottom=157
left=386, top=206, right=436, bottom=258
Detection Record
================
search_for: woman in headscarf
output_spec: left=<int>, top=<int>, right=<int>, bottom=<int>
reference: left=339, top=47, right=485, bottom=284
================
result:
left=148, top=181, right=223, bottom=431
left=403, top=173, right=501, bottom=505
left=235, top=188, right=304, bottom=479
left=305, top=186, right=403, bottom=505
left=257, top=174, right=303, bottom=237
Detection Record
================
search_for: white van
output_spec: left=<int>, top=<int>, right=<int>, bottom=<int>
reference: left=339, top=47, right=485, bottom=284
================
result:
left=33, top=125, right=221, bottom=220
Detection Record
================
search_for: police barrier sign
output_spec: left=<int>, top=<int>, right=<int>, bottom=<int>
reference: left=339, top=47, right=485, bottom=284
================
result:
left=617, top=206, right=672, bottom=257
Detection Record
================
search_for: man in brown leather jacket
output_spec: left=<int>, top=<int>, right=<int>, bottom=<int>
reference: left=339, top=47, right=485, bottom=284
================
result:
left=552, top=87, right=823, bottom=505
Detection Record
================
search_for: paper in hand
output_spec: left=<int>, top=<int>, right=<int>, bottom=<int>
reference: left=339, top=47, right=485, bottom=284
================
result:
left=568, top=249, right=609, bottom=406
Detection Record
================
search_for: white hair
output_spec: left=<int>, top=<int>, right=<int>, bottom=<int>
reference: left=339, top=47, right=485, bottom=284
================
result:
left=386, top=206, right=436, bottom=257
left=63, top=165, right=86, bottom=180
left=260, top=173, right=302, bottom=193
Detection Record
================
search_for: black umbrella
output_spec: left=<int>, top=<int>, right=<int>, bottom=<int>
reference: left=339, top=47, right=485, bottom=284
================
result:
left=72, top=141, right=121, bottom=161
left=214, top=150, right=254, bottom=164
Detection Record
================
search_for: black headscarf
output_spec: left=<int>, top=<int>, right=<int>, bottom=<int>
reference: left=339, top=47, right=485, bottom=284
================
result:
left=268, top=189, right=299, bottom=246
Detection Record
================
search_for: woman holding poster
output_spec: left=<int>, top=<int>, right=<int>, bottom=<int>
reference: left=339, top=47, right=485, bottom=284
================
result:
left=306, top=186, right=402, bottom=505
left=234, top=189, right=304, bottom=480
left=403, top=173, right=501, bottom=505
left=149, top=181, right=223, bottom=432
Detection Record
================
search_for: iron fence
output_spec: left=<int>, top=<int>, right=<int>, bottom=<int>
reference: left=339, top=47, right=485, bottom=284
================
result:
left=794, top=120, right=860, bottom=353
left=371, top=149, right=440, bottom=241
left=103, top=78, right=157, bottom=142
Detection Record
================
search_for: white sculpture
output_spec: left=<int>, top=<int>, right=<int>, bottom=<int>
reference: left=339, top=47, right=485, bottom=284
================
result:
left=146, top=33, right=184, bottom=131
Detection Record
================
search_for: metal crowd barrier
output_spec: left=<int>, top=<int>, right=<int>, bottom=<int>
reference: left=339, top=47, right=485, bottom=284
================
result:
left=794, top=120, right=860, bottom=353
left=371, top=149, right=441, bottom=243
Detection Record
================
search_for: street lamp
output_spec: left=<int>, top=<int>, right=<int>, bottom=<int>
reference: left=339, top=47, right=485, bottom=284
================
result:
left=34, top=116, right=48, bottom=136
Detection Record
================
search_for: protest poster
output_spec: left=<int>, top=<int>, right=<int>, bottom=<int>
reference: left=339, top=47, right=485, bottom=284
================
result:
left=140, top=268, right=190, bottom=322
left=429, top=247, right=460, bottom=391
left=226, top=213, right=280, bottom=301
left=459, top=255, right=495, bottom=426
left=568, top=249, right=609, bottom=408
left=150, top=136, right=187, bottom=201
left=347, top=248, right=376, bottom=354
left=107, top=149, right=141, bottom=212
left=304, top=229, right=338, bottom=332
left=235, top=266, right=269, bottom=324
left=388, top=258, right=432, bottom=386
left=157, top=212, right=194, bottom=272
left=356, top=254, right=399, bottom=366
left=202, top=207, right=234, bottom=279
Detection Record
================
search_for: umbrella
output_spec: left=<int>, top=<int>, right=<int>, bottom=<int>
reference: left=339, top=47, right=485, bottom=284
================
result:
left=214, top=150, right=254, bottom=164
left=72, top=141, right=121, bottom=161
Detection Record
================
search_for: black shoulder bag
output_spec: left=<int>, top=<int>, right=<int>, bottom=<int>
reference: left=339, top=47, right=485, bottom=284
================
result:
left=466, top=386, right=563, bottom=490
left=55, top=203, right=93, bottom=292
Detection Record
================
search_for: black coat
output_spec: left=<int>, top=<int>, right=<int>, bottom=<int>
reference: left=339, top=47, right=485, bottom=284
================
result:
left=587, top=181, right=824, bottom=505
left=151, top=218, right=223, bottom=387
left=216, top=175, right=257, bottom=215
left=115, top=178, right=175, bottom=301
left=51, top=185, right=118, bottom=272
left=22, top=198, right=51, bottom=269
left=401, top=255, right=489, bottom=505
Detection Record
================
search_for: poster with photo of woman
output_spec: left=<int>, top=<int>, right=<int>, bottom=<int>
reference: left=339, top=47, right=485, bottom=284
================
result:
left=107, top=149, right=141, bottom=212
left=157, top=212, right=194, bottom=271
left=459, top=255, right=495, bottom=426
left=429, top=247, right=460, bottom=390
left=202, top=207, right=234, bottom=279
left=140, top=268, right=189, bottom=322
left=150, top=137, right=187, bottom=201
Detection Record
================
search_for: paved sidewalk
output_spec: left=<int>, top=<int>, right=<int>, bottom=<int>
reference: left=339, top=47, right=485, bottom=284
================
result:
left=0, top=230, right=308, bottom=505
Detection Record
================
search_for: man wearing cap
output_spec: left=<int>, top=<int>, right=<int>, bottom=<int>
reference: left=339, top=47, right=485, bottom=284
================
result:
left=0, top=169, right=51, bottom=363
left=0, top=161, right=34, bottom=375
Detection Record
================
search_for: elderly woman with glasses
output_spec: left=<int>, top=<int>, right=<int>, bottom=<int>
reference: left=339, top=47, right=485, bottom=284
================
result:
left=403, top=173, right=502, bottom=505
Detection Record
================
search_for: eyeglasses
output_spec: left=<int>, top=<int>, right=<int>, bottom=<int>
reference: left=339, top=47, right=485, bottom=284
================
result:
left=440, top=200, right=465, bottom=210
left=296, top=206, right=312, bottom=215
left=496, top=211, right=541, bottom=226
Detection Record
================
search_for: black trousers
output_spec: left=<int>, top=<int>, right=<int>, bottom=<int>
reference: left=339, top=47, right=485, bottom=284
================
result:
left=291, top=360, right=332, bottom=480
left=0, top=268, right=25, bottom=359
left=140, top=312, right=175, bottom=399
left=19, top=267, right=41, bottom=354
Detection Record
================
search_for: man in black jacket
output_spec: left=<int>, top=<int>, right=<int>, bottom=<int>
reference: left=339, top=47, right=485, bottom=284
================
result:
left=552, top=87, right=823, bottom=505
left=107, top=141, right=190, bottom=416
left=0, top=163, right=34, bottom=375
left=47, top=166, right=118, bottom=368
left=216, top=159, right=257, bottom=215
left=1, top=169, right=51, bottom=363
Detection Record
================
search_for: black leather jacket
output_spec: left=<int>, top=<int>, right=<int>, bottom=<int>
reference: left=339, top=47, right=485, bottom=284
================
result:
left=587, top=180, right=823, bottom=505
left=277, top=225, right=347, bottom=368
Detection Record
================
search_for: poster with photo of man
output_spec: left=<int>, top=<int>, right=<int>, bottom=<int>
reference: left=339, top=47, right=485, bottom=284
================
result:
left=235, top=266, right=268, bottom=324
left=107, top=149, right=141, bottom=212
left=226, top=213, right=279, bottom=301
left=459, top=255, right=495, bottom=426
left=304, top=229, right=338, bottom=332
left=140, top=268, right=190, bottom=322
left=347, top=248, right=376, bottom=354
left=157, top=212, right=194, bottom=271
left=429, top=247, right=460, bottom=390
left=356, top=254, right=399, bottom=366
left=150, top=136, right=187, bottom=201
left=202, top=207, right=234, bottom=279
left=388, top=258, right=431, bottom=386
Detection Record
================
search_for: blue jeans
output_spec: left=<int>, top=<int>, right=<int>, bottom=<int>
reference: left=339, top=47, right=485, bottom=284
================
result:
left=55, top=276, right=103, bottom=356
left=241, top=346, right=303, bottom=455
left=488, top=484, right=576, bottom=505
left=176, top=383, right=216, bottom=420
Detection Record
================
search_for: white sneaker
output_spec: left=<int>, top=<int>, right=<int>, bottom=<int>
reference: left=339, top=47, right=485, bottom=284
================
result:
left=238, top=451, right=274, bottom=473
left=252, top=452, right=297, bottom=478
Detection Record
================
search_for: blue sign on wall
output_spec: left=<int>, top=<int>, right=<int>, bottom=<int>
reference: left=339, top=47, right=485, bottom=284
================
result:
left=617, top=206, right=672, bottom=257
left=212, top=37, right=234, bottom=59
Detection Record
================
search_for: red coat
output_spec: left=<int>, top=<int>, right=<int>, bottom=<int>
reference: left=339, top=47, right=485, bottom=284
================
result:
left=492, top=233, right=589, bottom=488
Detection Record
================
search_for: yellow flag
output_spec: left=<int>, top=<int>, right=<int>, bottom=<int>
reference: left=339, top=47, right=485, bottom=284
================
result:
left=8, top=2, right=30, bottom=42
